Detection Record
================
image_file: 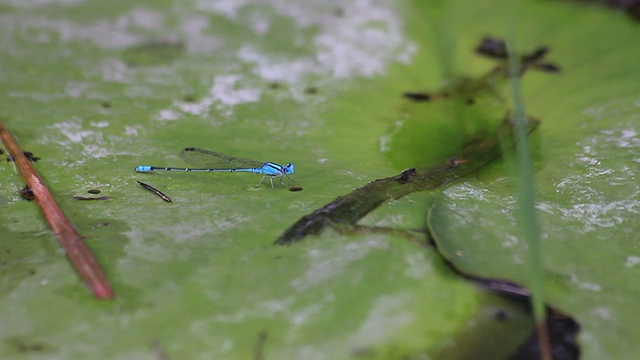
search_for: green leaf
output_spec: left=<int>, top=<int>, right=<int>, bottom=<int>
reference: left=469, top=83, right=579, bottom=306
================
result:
left=428, top=3, right=640, bottom=360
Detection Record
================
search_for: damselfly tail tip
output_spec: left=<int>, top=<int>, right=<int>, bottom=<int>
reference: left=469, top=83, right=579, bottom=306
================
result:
left=136, top=166, right=152, bottom=172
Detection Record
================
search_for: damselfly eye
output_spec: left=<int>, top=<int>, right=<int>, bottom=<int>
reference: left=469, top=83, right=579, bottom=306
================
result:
left=285, top=163, right=295, bottom=174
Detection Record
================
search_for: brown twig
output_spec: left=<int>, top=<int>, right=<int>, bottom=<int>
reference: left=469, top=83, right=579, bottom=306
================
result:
left=0, top=119, right=114, bottom=299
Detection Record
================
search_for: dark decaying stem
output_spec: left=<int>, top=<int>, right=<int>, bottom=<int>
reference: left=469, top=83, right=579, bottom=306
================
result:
left=276, top=116, right=539, bottom=245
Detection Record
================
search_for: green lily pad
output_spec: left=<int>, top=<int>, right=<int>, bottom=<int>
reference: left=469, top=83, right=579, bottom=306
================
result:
left=428, top=3, right=640, bottom=360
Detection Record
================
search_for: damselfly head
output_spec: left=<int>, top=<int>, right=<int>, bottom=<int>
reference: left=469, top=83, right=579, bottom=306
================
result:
left=284, top=163, right=294, bottom=175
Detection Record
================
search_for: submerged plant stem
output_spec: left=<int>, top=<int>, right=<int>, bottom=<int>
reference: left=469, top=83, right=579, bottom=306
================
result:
left=505, top=3, right=551, bottom=358
left=276, top=117, right=539, bottom=245
left=0, top=119, right=114, bottom=299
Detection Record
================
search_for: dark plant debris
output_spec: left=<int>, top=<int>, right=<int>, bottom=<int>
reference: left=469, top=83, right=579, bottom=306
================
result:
left=87, top=189, right=101, bottom=194
left=509, top=311, right=580, bottom=360
left=402, top=91, right=451, bottom=102
left=6, top=151, right=40, bottom=163
left=402, top=92, right=431, bottom=102
left=20, top=185, right=35, bottom=201
left=430, top=232, right=580, bottom=360
left=475, top=36, right=561, bottom=73
left=404, top=36, right=561, bottom=103
left=253, top=330, right=268, bottom=360
left=275, top=115, right=539, bottom=245
left=268, top=82, right=282, bottom=90
left=6, top=338, right=50, bottom=354
left=475, top=36, right=508, bottom=58
left=464, top=274, right=580, bottom=360
left=73, top=196, right=113, bottom=200
left=137, top=180, right=172, bottom=202
left=304, top=86, right=318, bottom=94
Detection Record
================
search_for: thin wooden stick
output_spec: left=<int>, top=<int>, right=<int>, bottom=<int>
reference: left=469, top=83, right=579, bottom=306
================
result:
left=0, top=119, right=114, bottom=299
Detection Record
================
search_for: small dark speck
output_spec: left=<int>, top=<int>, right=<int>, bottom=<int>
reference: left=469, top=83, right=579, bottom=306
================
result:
left=403, top=92, right=431, bottom=102
left=288, top=186, right=304, bottom=192
left=466, top=98, right=476, bottom=105
left=535, top=62, right=562, bottom=73
left=101, top=101, right=112, bottom=109
left=87, top=189, right=101, bottom=194
left=0, top=149, right=3, bottom=154
left=268, top=82, right=282, bottom=90
left=183, top=94, right=196, bottom=102
left=20, top=185, right=35, bottom=201
left=332, top=6, right=345, bottom=17
left=494, top=309, right=507, bottom=321
left=92, top=222, right=110, bottom=229
left=17, top=342, right=47, bottom=353
left=476, top=36, right=508, bottom=58
left=304, top=86, right=318, bottom=94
